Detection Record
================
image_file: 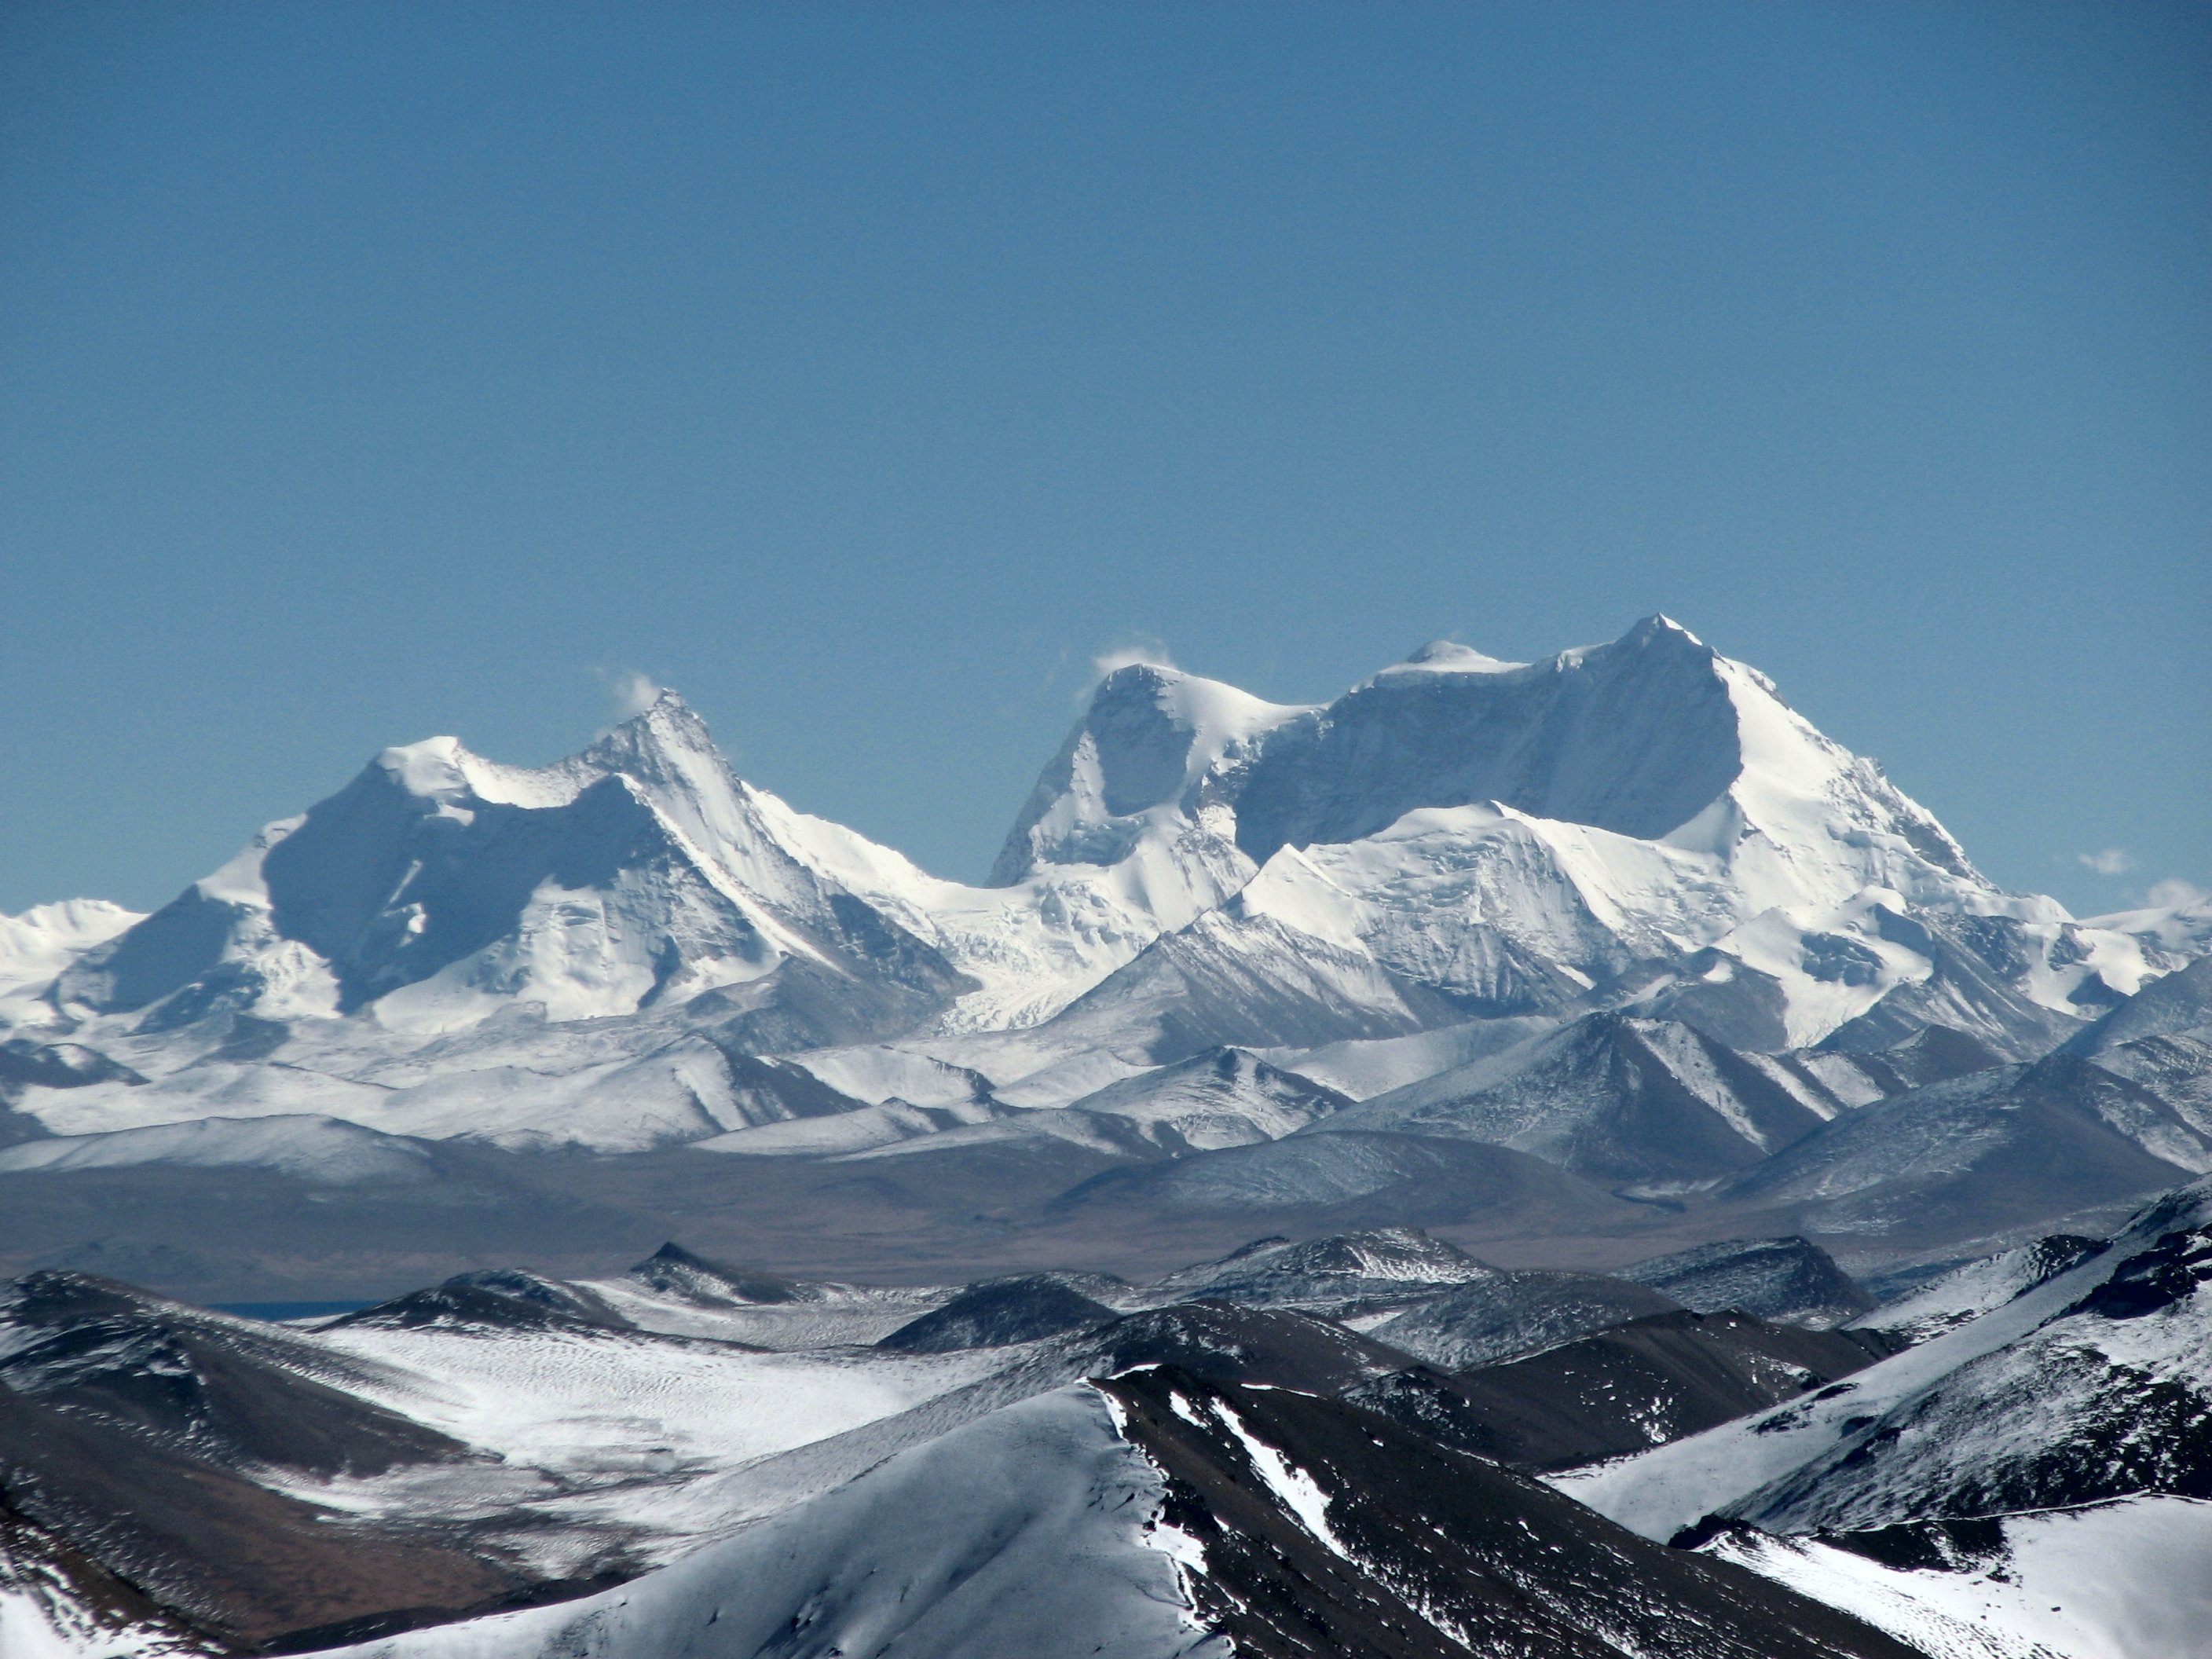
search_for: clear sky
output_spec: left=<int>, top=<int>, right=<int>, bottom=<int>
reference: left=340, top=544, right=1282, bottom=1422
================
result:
left=2, top=2, right=2205, bottom=919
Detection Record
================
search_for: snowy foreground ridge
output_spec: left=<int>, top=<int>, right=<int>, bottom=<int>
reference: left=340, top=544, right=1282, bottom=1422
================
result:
left=4, top=617, right=2212, bottom=1659
left=9, top=1190, right=2212, bottom=1659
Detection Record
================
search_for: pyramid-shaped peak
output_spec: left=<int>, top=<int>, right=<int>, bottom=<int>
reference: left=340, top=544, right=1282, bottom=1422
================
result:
left=1621, top=613, right=1710, bottom=650
left=625, top=685, right=694, bottom=720
left=594, top=685, right=705, bottom=744
left=577, top=687, right=730, bottom=780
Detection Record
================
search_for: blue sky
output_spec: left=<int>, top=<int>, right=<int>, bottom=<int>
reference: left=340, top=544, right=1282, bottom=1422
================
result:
left=2, top=2, right=2205, bottom=916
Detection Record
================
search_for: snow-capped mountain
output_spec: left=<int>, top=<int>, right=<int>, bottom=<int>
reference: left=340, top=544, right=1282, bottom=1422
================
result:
left=50, top=697, right=976, bottom=1034
left=990, top=657, right=1302, bottom=887
left=976, top=617, right=2168, bottom=1068
left=12, top=615, right=2212, bottom=1659
left=27, top=689, right=1258, bottom=1058
left=1, top=617, right=2203, bottom=1170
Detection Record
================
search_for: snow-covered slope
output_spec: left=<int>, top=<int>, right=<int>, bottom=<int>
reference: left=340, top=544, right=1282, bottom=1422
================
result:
left=302, top=1367, right=1936, bottom=1659
left=1712, top=1056, right=2211, bottom=1243
left=1364, top=1269, right=1683, bottom=1369
left=0, top=903, right=141, bottom=1020
left=0, top=1496, right=207, bottom=1659
left=299, top=1306, right=1009, bottom=1574
left=579, top=1245, right=958, bottom=1349
left=1557, top=1177, right=2212, bottom=1548
left=2061, top=953, right=2212, bottom=1056
left=0, top=1114, right=434, bottom=1184
left=2078, top=888, right=2212, bottom=972
left=1256, top=1016, right=1559, bottom=1100
left=0, top=1256, right=1022, bottom=1641
left=1047, top=1127, right=1640, bottom=1235
left=6, top=1017, right=885, bottom=1154
left=1135, top=1227, right=1494, bottom=1316
left=2085, top=1030, right=2212, bottom=1137
left=1353, top=1307, right=1892, bottom=1472
left=316, top=1386, right=1214, bottom=1659
left=1063, top=1048, right=1353, bottom=1151
left=1847, top=1235, right=2108, bottom=1347
left=1317, top=1012, right=1844, bottom=1185
left=1707, top=1494, right=2212, bottom=1659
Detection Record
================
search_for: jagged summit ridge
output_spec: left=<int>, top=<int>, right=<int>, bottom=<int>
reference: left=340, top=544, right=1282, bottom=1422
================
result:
left=996, top=615, right=1976, bottom=893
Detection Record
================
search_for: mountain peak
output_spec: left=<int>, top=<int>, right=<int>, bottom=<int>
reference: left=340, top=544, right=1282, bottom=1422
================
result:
left=991, top=665, right=1309, bottom=883
left=1090, top=658, right=1180, bottom=695
left=1629, top=612, right=1705, bottom=646
left=1372, top=639, right=1529, bottom=680
left=614, top=685, right=695, bottom=727
left=995, top=616, right=1984, bottom=917
left=577, top=686, right=723, bottom=785
left=371, top=735, right=476, bottom=799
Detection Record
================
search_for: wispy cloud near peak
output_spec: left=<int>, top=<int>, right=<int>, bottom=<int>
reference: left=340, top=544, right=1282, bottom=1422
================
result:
left=599, top=668, right=666, bottom=723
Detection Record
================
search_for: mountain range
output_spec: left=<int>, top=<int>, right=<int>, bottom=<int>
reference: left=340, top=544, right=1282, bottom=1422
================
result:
left=3, top=616, right=2209, bottom=1656
left=2, top=618, right=2206, bottom=1295
left=4, top=617, right=2203, bottom=1119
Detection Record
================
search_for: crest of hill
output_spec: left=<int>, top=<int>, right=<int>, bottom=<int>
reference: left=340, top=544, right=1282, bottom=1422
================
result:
left=1351, top=1306, right=1896, bottom=1470
left=1558, top=1176, right=2212, bottom=1547
left=875, top=1273, right=1120, bottom=1353
left=1619, top=1237, right=1875, bottom=1328
left=624, top=1241, right=822, bottom=1306
left=1364, top=1270, right=1684, bottom=1371
left=1137, top=1225, right=1495, bottom=1315
left=2064, top=954, right=2212, bottom=1055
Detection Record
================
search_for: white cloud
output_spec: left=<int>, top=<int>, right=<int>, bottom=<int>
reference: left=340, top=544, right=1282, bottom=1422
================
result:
left=598, top=668, right=666, bottom=722
left=2148, top=877, right=2211, bottom=910
left=2078, top=848, right=2135, bottom=877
